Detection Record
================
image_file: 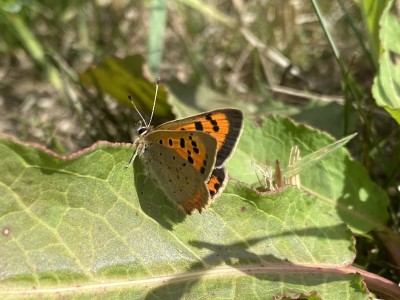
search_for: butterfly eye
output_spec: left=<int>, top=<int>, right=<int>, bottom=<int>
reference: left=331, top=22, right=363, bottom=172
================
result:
left=138, top=127, right=147, bottom=135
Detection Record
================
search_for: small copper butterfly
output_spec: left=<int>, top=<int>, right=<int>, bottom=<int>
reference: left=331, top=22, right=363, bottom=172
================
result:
left=126, top=78, right=243, bottom=214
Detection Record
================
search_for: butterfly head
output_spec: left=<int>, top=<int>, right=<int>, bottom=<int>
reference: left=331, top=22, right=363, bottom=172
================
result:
left=126, top=78, right=160, bottom=169
left=136, top=120, right=149, bottom=136
left=128, top=123, right=149, bottom=168
left=137, top=127, right=147, bottom=135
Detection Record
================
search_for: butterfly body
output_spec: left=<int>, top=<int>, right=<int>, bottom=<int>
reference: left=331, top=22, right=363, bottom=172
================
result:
left=130, top=108, right=243, bottom=214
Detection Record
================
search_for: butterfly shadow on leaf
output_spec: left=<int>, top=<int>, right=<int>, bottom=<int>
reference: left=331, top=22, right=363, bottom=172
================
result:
left=133, top=159, right=187, bottom=229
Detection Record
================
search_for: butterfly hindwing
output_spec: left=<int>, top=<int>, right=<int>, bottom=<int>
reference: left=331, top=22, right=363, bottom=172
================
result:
left=155, top=109, right=243, bottom=167
left=207, top=167, right=227, bottom=199
left=141, top=137, right=212, bottom=213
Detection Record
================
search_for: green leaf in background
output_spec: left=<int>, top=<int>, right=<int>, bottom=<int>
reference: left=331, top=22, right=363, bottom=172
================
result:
left=1, top=131, right=371, bottom=298
left=229, top=116, right=389, bottom=234
left=79, top=55, right=173, bottom=120
left=372, top=0, right=400, bottom=124
left=291, top=101, right=358, bottom=138
left=357, top=0, right=389, bottom=65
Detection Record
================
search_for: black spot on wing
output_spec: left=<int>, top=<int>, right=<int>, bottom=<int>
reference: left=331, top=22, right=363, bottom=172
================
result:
left=195, top=121, right=203, bottom=131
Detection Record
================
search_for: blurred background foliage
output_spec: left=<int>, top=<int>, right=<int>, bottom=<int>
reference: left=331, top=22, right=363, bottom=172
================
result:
left=0, top=0, right=399, bottom=284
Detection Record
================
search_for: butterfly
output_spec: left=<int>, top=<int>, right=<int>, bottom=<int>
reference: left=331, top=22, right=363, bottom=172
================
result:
left=127, top=79, right=243, bottom=214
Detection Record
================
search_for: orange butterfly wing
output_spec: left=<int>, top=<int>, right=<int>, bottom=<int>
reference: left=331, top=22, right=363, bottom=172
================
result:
left=155, top=109, right=243, bottom=167
left=144, top=130, right=217, bottom=180
left=141, top=108, right=243, bottom=213
left=207, top=167, right=227, bottom=199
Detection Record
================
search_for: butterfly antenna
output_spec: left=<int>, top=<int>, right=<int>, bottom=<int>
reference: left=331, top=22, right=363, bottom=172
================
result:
left=148, top=77, right=160, bottom=126
left=128, top=95, right=148, bottom=127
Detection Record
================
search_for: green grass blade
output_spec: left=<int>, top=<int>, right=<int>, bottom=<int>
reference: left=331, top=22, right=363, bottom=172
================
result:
left=147, top=0, right=167, bottom=76
left=285, top=132, right=358, bottom=178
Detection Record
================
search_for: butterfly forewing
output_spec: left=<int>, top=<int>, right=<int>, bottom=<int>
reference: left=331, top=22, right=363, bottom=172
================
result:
left=155, top=109, right=243, bottom=167
left=145, top=130, right=217, bottom=181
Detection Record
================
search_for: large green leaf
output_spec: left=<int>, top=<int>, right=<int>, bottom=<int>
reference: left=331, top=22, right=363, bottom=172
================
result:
left=372, top=0, right=400, bottom=123
left=0, top=130, right=370, bottom=298
left=229, top=116, right=389, bottom=234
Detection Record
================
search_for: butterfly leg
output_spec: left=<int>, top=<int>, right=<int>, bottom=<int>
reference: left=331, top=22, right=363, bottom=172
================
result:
left=126, top=148, right=139, bottom=169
